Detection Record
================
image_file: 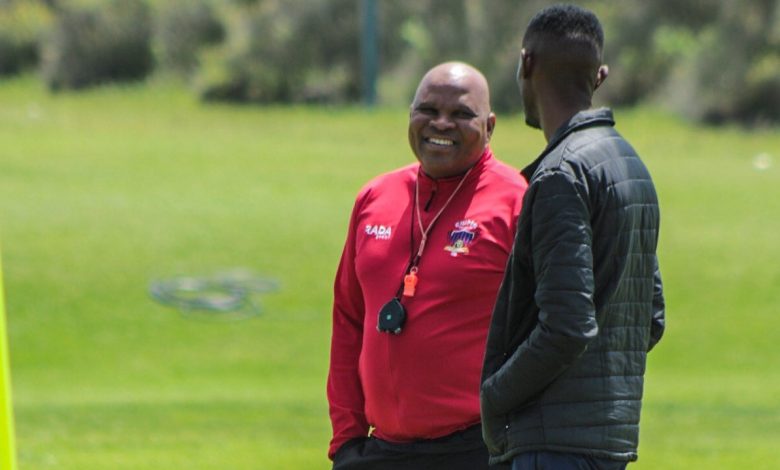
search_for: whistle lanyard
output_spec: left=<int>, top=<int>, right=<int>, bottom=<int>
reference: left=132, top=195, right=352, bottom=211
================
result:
left=400, top=167, right=473, bottom=297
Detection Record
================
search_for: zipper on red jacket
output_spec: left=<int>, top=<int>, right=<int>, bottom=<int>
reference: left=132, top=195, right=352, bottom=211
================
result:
left=424, top=181, right=437, bottom=212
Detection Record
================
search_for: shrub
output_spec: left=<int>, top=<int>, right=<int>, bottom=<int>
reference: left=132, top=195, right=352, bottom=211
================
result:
left=0, top=1, right=52, bottom=75
left=40, top=0, right=153, bottom=90
left=656, top=1, right=780, bottom=125
left=739, top=54, right=780, bottom=124
left=155, top=0, right=224, bottom=76
left=197, top=0, right=361, bottom=104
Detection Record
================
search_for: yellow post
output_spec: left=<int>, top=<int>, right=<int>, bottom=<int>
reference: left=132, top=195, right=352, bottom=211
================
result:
left=0, top=246, right=17, bottom=470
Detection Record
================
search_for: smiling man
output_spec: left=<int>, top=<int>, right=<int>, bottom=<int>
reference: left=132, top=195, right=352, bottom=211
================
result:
left=408, top=63, right=495, bottom=179
left=327, top=62, right=527, bottom=469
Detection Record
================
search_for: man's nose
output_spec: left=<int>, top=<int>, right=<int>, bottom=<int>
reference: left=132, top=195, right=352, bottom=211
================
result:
left=430, top=114, right=455, bottom=130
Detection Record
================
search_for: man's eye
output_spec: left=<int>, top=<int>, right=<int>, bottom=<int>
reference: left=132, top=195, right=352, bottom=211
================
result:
left=417, top=107, right=436, bottom=115
left=455, top=111, right=477, bottom=119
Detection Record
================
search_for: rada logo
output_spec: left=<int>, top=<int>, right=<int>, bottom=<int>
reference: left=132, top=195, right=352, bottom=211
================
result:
left=365, top=224, right=392, bottom=240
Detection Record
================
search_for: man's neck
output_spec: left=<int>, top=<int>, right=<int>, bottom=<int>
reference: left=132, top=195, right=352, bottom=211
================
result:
left=539, top=94, right=592, bottom=142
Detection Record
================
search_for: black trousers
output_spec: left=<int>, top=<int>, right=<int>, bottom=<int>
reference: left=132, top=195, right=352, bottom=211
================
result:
left=332, top=425, right=510, bottom=470
left=511, top=451, right=628, bottom=470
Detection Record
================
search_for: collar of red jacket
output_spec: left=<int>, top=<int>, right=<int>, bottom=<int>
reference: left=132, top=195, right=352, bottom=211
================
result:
left=417, top=146, right=494, bottom=191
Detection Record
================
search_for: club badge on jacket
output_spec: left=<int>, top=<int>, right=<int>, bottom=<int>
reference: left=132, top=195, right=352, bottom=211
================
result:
left=444, top=219, right=478, bottom=257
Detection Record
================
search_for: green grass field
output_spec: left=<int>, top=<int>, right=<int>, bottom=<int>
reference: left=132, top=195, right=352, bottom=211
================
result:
left=1, top=76, right=778, bottom=469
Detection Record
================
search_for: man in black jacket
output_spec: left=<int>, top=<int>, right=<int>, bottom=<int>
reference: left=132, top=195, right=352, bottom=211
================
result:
left=480, top=5, right=665, bottom=469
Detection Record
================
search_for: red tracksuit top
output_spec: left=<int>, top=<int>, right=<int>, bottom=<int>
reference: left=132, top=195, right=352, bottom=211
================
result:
left=327, top=148, right=527, bottom=458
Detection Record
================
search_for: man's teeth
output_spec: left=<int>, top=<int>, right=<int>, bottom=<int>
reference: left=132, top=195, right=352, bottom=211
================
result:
left=428, top=137, right=454, bottom=146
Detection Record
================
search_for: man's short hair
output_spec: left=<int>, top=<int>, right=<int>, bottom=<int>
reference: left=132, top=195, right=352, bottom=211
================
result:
left=524, top=4, right=604, bottom=57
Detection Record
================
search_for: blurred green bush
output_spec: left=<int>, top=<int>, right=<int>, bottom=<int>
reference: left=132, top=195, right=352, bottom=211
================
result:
left=197, top=0, right=361, bottom=104
left=155, top=0, right=224, bottom=77
left=40, top=0, right=153, bottom=90
left=597, top=0, right=780, bottom=125
left=1, top=0, right=777, bottom=125
left=0, top=1, right=51, bottom=76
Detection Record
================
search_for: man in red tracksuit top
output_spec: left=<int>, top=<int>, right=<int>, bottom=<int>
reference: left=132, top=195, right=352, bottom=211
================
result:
left=327, top=62, right=527, bottom=469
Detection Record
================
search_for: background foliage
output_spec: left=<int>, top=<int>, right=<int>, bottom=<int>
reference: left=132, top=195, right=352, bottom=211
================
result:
left=40, top=0, right=153, bottom=90
left=0, top=0, right=778, bottom=123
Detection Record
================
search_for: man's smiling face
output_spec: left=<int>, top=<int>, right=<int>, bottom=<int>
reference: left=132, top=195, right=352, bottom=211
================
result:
left=408, top=64, right=495, bottom=179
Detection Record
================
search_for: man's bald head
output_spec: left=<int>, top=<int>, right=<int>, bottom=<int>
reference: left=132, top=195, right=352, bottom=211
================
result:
left=413, top=62, right=492, bottom=115
left=408, top=62, right=496, bottom=179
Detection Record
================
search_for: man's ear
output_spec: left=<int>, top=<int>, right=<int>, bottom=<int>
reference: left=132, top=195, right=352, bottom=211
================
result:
left=520, top=48, right=533, bottom=79
left=486, top=112, right=496, bottom=141
left=594, top=64, right=609, bottom=90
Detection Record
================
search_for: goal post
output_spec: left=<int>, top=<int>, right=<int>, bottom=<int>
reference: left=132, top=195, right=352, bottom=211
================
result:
left=0, top=245, right=17, bottom=470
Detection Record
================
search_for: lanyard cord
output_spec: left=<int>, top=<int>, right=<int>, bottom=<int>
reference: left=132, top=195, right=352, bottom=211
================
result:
left=393, top=166, right=474, bottom=299
left=412, top=166, right=473, bottom=266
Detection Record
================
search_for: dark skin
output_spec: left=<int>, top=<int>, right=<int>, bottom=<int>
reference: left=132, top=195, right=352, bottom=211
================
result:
left=408, top=62, right=496, bottom=179
left=518, top=34, right=609, bottom=142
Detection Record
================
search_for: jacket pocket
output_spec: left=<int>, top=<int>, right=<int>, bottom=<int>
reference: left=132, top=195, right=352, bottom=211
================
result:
left=481, top=413, right=508, bottom=456
left=505, top=401, right=544, bottom=445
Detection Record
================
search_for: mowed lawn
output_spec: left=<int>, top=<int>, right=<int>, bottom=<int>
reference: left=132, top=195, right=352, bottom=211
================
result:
left=1, top=76, right=778, bottom=469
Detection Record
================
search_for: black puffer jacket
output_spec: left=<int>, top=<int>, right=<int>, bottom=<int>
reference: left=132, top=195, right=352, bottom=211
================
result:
left=480, top=108, right=665, bottom=464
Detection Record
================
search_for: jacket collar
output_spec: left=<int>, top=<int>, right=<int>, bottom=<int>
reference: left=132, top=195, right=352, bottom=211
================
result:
left=521, top=108, right=615, bottom=181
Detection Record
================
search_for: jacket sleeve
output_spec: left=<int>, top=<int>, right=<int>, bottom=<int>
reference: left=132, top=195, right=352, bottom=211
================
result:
left=326, top=195, right=370, bottom=459
left=648, top=255, right=665, bottom=351
left=481, top=169, right=597, bottom=415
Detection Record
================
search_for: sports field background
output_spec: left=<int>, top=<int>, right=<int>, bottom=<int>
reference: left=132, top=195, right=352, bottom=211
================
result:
left=1, top=76, right=778, bottom=469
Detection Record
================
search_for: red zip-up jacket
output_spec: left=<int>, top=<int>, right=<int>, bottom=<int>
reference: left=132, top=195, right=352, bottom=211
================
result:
left=327, top=148, right=526, bottom=459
